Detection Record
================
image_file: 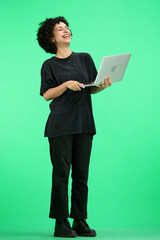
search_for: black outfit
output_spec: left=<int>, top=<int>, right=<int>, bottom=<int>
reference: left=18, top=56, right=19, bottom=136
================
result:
left=40, top=52, right=97, bottom=138
left=48, top=133, right=93, bottom=219
left=40, top=52, right=97, bottom=219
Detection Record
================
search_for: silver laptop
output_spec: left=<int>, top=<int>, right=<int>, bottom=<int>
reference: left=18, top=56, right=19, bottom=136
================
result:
left=84, top=53, right=131, bottom=87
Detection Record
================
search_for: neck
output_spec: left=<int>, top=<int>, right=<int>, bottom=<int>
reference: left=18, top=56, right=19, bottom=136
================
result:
left=55, top=47, right=72, bottom=58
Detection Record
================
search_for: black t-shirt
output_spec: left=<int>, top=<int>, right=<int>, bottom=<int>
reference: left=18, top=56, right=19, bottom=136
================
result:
left=40, top=51, right=98, bottom=137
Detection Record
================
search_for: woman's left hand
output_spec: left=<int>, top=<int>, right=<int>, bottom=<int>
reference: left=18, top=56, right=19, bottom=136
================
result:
left=96, top=75, right=112, bottom=90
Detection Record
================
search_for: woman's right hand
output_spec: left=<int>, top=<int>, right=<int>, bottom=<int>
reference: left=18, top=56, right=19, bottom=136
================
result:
left=65, top=80, right=85, bottom=91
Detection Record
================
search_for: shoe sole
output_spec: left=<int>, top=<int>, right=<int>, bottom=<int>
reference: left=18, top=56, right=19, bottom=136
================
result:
left=54, top=232, right=77, bottom=237
left=77, top=232, right=96, bottom=237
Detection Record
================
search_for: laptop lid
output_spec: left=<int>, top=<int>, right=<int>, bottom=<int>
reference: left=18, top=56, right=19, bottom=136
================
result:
left=84, top=53, right=131, bottom=87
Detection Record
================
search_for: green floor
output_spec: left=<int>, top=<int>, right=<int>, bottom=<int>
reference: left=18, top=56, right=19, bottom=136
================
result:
left=0, top=229, right=160, bottom=240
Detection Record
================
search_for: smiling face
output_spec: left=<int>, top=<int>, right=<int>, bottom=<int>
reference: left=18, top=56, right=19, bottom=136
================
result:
left=51, top=21, right=72, bottom=48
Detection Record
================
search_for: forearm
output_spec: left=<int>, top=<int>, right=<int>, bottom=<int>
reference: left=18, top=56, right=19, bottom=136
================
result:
left=43, top=82, right=68, bottom=101
left=89, top=86, right=102, bottom=94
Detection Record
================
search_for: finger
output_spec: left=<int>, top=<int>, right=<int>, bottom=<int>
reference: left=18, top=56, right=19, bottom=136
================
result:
left=79, top=83, right=85, bottom=89
left=108, top=77, right=112, bottom=85
left=73, top=83, right=81, bottom=91
left=105, top=75, right=111, bottom=82
left=76, top=81, right=85, bottom=89
left=104, top=79, right=108, bottom=85
left=107, top=76, right=111, bottom=83
left=105, top=75, right=109, bottom=81
left=108, top=76, right=112, bottom=84
left=101, top=81, right=105, bottom=88
left=76, top=85, right=81, bottom=91
left=73, top=86, right=78, bottom=91
left=76, top=82, right=84, bottom=89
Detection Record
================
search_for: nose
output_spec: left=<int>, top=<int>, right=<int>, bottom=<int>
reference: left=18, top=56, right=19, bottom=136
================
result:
left=63, top=27, right=69, bottom=33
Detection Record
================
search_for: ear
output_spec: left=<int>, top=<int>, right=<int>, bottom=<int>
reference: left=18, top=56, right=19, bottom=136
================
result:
left=51, top=37, right=55, bottom=43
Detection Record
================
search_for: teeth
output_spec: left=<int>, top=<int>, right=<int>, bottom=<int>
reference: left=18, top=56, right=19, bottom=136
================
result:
left=63, top=35, right=69, bottom=38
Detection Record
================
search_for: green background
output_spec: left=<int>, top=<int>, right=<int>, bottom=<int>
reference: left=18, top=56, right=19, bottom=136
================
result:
left=0, top=0, right=160, bottom=238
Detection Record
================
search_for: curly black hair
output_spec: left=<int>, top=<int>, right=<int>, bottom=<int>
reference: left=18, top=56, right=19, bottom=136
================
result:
left=36, top=16, right=73, bottom=54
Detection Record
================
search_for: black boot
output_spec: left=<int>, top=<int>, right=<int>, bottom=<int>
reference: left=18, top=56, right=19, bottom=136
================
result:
left=72, top=219, right=96, bottom=237
left=54, top=218, right=77, bottom=237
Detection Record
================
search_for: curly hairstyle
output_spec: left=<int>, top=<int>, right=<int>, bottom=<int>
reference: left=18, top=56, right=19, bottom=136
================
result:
left=36, top=16, right=73, bottom=54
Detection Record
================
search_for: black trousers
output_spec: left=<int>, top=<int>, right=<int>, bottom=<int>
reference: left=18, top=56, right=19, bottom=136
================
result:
left=48, top=133, right=93, bottom=219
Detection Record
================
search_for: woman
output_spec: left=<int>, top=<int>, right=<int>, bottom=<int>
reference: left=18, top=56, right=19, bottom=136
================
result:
left=37, top=16, right=112, bottom=238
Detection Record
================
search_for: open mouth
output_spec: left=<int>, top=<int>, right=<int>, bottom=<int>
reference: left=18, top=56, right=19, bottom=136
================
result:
left=63, top=34, right=70, bottom=38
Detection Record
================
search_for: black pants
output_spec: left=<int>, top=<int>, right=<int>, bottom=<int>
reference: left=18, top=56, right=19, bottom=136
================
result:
left=48, top=133, right=93, bottom=219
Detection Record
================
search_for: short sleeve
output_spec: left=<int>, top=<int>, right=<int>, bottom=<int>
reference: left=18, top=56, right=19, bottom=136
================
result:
left=40, top=61, right=57, bottom=96
left=85, top=53, right=98, bottom=84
